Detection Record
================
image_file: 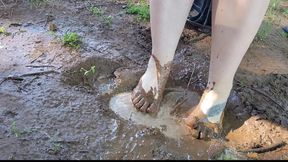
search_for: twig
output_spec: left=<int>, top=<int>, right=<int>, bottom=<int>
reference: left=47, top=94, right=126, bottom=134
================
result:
left=186, top=63, right=196, bottom=90
left=20, top=70, right=60, bottom=77
left=250, top=87, right=285, bottom=111
left=26, top=65, right=56, bottom=68
left=0, top=0, right=6, bottom=8
left=239, top=141, right=286, bottom=154
left=0, top=76, right=24, bottom=85
left=170, top=96, right=188, bottom=115
left=170, top=63, right=196, bottom=115
left=0, top=70, right=59, bottom=85
left=234, top=79, right=286, bottom=112
left=30, top=52, right=45, bottom=63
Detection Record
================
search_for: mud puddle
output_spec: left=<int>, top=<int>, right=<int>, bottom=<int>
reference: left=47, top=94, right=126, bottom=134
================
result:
left=109, top=90, right=199, bottom=139
left=1, top=0, right=288, bottom=160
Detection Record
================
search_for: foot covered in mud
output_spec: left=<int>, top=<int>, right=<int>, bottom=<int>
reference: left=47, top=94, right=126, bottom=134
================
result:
left=183, top=90, right=227, bottom=140
left=131, top=54, right=171, bottom=116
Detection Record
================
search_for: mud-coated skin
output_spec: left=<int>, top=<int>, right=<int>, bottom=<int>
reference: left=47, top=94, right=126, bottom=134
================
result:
left=183, top=90, right=225, bottom=140
left=131, top=54, right=172, bottom=116
left=183, top=107, right=224, bottom=140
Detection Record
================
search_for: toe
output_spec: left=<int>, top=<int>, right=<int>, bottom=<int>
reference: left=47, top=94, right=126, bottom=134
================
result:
left=132, top=91, right=140, bottom=98
left=147, top=103, right=157, bottom=114
left=135, top=98, right=145, bottom=109
left=132, top=95, right=142, bottom=105
left=140, top=101, right=150, bottom=112
left=183, top=116, right=198, bottom=129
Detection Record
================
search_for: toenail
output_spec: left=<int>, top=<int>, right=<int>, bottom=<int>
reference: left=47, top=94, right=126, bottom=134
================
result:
left=140, top=102, right=149, bottom=112
left=132, top=95, right=142, bottom=104
left=135, top=98, right=145, bottom=108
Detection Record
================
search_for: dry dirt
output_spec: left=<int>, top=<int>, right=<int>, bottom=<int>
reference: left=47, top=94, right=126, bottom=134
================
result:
left=0, top=0, right=288, bottom=160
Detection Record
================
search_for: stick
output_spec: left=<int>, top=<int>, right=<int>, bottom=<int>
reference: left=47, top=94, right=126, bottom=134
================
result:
left=0, top=0, right=6, bottom=8
left=30, top=52, right=45, bottom=63
left=20, top=70, right=59, bottom=77
left=170, top=63, right=196, bottom=115
left=0, top=70, right=59, bottom=85
left=239, top=141, right=286, bottom=154
left=26, top=65, right=56, bottom=68
left=234, top=79, right=286, bottom=112
left=250, top=87, right=285, bottom=111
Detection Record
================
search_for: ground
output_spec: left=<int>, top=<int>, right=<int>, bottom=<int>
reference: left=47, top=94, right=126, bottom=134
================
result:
left=0, top=0, right=288, bottom=160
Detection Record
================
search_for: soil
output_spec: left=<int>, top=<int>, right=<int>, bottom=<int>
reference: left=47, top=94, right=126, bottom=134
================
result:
left=0, top=0, right=288, bottom=160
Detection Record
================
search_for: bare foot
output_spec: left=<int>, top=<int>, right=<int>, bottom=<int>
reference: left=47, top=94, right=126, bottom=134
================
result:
left=131, top=54, right=171, bottom=116
left=183, top=90, right=228, bottom=140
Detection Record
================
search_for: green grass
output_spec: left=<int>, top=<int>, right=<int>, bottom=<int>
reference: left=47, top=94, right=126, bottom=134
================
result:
left=0, top=26, right=6, bottom=34
left=88, top=6, right=104, bottom=17
left=256, top=21, right=273, bottom=41
left=126, top=0, right=150, bottom=21
left=28, top=0, right=48, bottom=7
left=11, top=121, right=23, bottom=138
left=103, top=15, right=113, bottom=27
left=51, top=143, right=61, bottom=154
left=281, top=7, right=288, bottom=17
left=80, top=65, right=96, bottom=78
left=88, top=5, right=113, bottom=27
left=266, top=0, right=285, bottom=22
left=280, top=30, right=288, bottom=38
left=256, top=0, right=286, bottom=41
left=0, top=26, right=10, bottom=36
left=62, top=32, right=82, bottom=49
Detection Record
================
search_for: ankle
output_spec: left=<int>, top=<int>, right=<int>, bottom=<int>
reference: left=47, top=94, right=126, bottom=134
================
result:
left=199, top=87, right=232, bottom=123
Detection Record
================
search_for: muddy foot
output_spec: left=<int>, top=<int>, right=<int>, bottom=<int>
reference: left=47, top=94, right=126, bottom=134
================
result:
left=131, top=55, right=171, bottom=116
left=183, top=104, right=224, bottom=140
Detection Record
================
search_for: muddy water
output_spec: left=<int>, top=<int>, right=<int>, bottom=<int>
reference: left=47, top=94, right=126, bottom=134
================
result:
left=1, top=0, right=288, bottom=160
left=109, top=91, right=199, bottom=139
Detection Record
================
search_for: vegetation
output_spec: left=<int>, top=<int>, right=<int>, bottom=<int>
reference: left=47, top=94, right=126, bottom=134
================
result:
left=103, top=15, right=113, bottom=27
left=62, top=32, right=82, bottom=49
left=0, top=26, right=6, bottom=34
left=80, top=66, right=97, bottom=79
left=11, top=121, right=23, bottom=138
left=256, top=0, right=287, bottom=41
left=0, top=26, right=11, bottom=36
left=89, top=6, right=104, bottom=17
left=51, top=143, right=61, bottom=154
left=256, top=21, right=273, bottom=41
left=126, top=0, right=150, bottom=21
left=28, top=0, right=48, bottom=7
left=88, top=5, right=113, bottom=27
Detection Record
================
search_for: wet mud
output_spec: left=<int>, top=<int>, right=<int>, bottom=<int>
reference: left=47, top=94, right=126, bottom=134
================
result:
left=0, top=0, right=288, bottom=160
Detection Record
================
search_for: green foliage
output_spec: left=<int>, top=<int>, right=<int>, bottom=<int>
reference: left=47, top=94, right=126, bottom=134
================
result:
left=0, top=26, right=10, bottom=36
left=126, top=0, right=150, bottom=21
left=0, top=26, right=6, bottom=34
left=80, top=66, right=96, bottom=78
left=256, top=21, right=273, bottom=41
left=11, top=121, right=23, bottom=138
left=88, top=5, right=113, bottom=27
left=266, top=0, right=285, bottom=22
left=280, top=30, right=288, bottom=38
left=28, top=0, right=48, bottom=7
left=281, top=8, right=288, bottom=17
left=51, top=143, right=61, bottom=153
left=62, top=32, right=82, bottom=49
left=89, top=6, right=104, bottom=17
left=103, top=15, right=113, bottom=27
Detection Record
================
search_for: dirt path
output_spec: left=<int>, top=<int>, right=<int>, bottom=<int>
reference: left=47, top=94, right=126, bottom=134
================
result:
left=0, top=0, right=288, bottom=160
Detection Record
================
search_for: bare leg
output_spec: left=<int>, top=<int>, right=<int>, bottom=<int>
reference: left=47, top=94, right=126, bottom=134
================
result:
left=184, top=0, right=270, bottom=139
left=131, top=0, right=194, bottom=115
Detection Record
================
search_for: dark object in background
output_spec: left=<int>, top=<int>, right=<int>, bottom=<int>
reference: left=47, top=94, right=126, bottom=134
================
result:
left=186, top=0, right=212, bottom=33
left=283, top=26, right=288, bottom=33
